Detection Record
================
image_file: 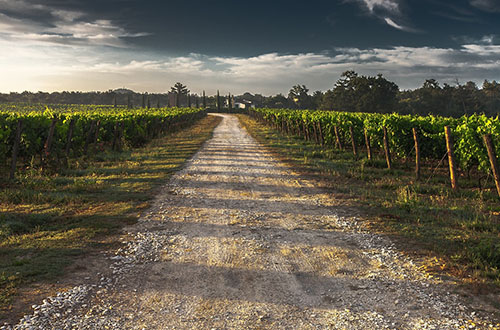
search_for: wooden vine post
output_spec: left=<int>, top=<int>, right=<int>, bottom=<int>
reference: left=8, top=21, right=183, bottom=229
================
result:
left=112, top=122, right=121, bottom=151
left=313, top=122, right=319, bottom=143
left=483, top=134, right=500, bottom=198
left=383, top=126, right=392, bottom=169
left=93, top=121, right=101, bottom=144
left=65, top=119, right=75, bottom=160
left=42, top=117, right=58, bottom=167
left=9, top=119, right=23, bottom=179
left=444, top=126, right=458, bottom=190
left=317, top=122, right=324, bottom=146
left=364, top=128, right=372, bottom=160
left=84, top=120, right=97, bottom=154
left=412, top=128, right=421, bottom=180
left=334, top=126, right=343, bottom=150
left=155, top=118, right=161, bottom=137
left=90, top=120, right=101, bottom=153
left=349, top=126, right=357, bottom=156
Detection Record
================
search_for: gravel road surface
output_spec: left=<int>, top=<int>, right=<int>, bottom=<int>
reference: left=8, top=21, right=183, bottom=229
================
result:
left=4, top=114, right=498, bottom=329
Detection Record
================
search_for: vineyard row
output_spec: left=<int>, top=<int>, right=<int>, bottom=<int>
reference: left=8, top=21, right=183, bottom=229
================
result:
left=249, top=108, right=500, bottom=196
left=1, top=107, right=207, bottom=178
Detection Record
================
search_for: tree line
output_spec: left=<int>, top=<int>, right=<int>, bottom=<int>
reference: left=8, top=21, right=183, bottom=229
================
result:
left=279, top=71, right=500, bottom=117
left=1, top=73, right=499, bottom=117
left=0, top=82, right=202, bottom=108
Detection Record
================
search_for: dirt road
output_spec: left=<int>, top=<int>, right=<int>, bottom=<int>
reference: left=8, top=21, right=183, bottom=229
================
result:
left=5, top=114, right=497, bottom=329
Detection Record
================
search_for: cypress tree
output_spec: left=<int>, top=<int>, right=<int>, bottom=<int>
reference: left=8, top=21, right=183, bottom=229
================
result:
left=202, top=90, right=206, bottom=108
left=217, top=90, right=221, bottom=112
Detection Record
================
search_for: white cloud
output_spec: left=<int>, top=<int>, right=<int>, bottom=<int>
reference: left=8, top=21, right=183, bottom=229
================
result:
left=0, top=0, right=45, bottom=14
left=461, top=44, right=500, bottom=56
left=348, top=0, right=418, bottom=32
left=384, top=17, right=405, bottom=30
left=470, top=0, right=500, bottom=12
left=211, top=53, right=337, bottom=79
left=1, top=30, right=500, bottom=94
left=0, top=0, right=149, bottom=48
left=84, top=56, right=214, bottom=76
left=0, top=12, right=46, bottom=34
left=334, top=46, right=455, bottom=67
left=359, top=0, right=399, bottom=13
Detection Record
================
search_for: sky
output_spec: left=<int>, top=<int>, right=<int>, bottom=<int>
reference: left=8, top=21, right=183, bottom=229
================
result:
left=1, top=0, right=500, bottom=95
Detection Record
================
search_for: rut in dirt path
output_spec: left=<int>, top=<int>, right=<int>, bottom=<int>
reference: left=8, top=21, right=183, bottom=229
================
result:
left=6, top=114, right=497, bottom=330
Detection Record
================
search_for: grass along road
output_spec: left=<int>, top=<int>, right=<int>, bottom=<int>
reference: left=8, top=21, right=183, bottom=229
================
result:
left=4, top=114, right=498, bottom=329
left=0, top=114, right=221, bottom=323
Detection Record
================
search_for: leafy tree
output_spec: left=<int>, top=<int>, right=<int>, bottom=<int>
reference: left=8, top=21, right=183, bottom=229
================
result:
left=170, top=82, right=189, bottom=107
left=264, top=94, right=289, bottom=108
left=321, top=71, right=398, bottom=113
left=483, top=80, right=500, bottom=98
left=288, top=84, right=312, bottom=109
left=217, top=90, right=221, bottom=111
left=482, top=80, right=500, bottom=115
left=311, top=91, right=324, bottom=110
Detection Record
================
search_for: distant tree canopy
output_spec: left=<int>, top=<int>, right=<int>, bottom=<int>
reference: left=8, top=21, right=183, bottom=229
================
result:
left=170, top=82, right=189, bottom=96
left=321, top=71, right=399, bottom=113
left=275, top=72, right=499, bottom=117
left=288, top=84, right=312, bottom=109
left=170, top=82, right=190, bottom=107
left=2, top=73, right=500, bottom=117
left=263, top=94, right=289, bottom=109
left=397, top=79, right=498, bottom=117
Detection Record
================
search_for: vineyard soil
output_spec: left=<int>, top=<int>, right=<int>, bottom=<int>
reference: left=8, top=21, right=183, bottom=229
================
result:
left=4, top=114, right=499, bottom=329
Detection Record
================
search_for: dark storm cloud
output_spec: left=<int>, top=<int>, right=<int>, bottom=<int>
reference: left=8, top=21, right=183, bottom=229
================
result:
left=3, top=0, right=498, bottom=54
left=1, top=0, right=500, bottom=93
